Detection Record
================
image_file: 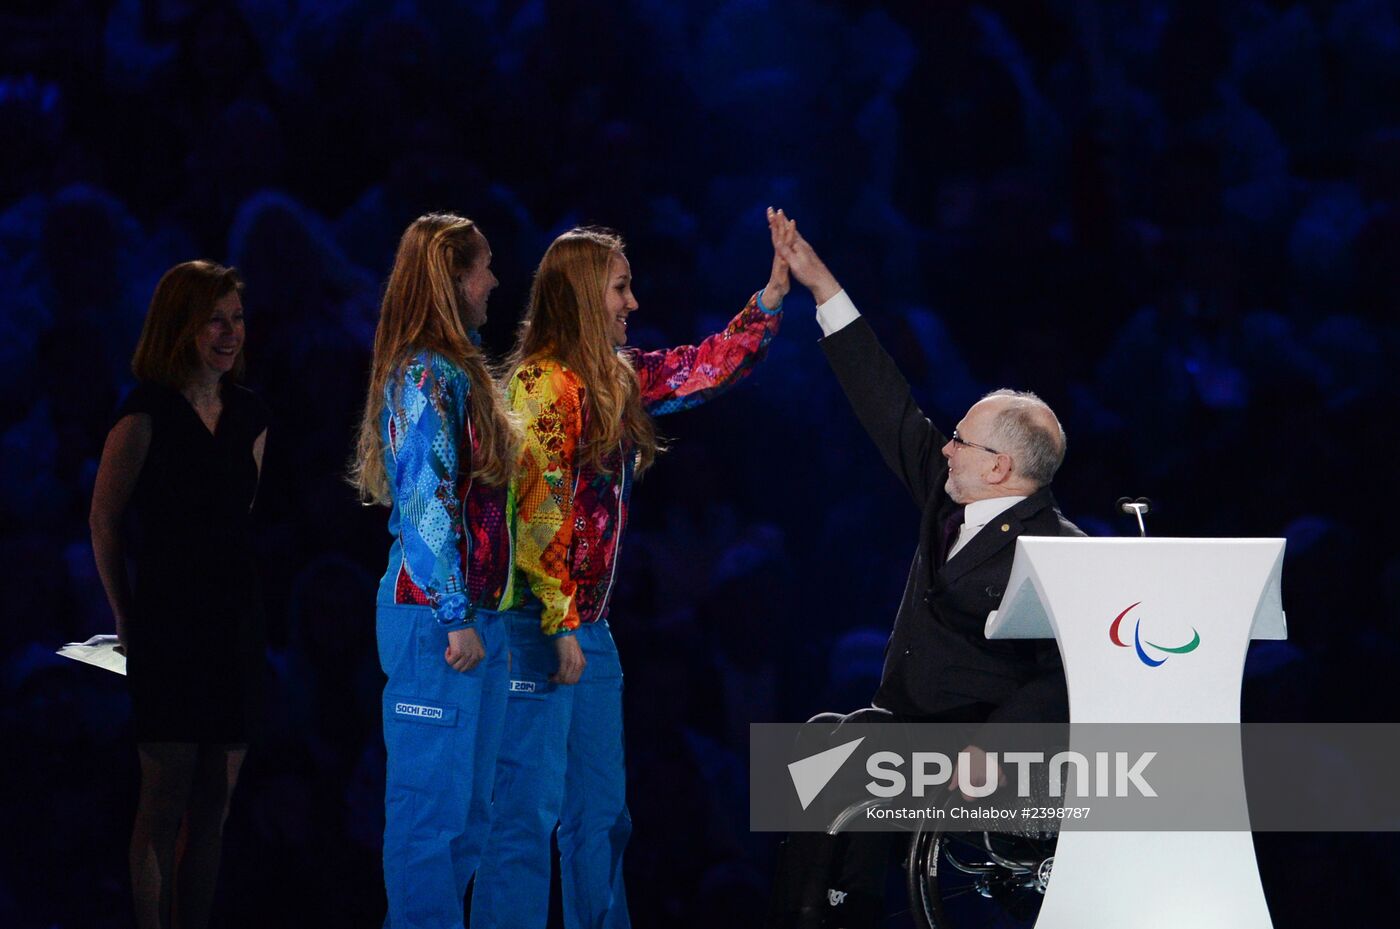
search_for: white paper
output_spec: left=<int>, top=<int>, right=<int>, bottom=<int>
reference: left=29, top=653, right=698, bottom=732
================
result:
left=57, top=634, right=127, bottom=676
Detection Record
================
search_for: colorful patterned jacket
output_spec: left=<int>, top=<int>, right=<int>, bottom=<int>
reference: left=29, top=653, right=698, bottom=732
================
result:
left=376, top=349, right=511, bottom=628
left=502, top=291, right=782, bottom=636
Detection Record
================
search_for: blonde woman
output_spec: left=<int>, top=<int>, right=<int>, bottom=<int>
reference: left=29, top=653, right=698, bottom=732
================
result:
left=473, top=213, right=790, bottom=929
left=351, top=213, right=519, bottom=928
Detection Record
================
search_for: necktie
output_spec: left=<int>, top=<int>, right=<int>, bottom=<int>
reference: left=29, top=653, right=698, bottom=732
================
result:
left=939, top=505, right=966, bottom=566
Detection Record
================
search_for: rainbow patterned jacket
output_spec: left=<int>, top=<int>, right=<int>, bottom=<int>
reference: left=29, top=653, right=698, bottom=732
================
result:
left=502, top=292, right=782, bottom=636
left=377, top=349, right=511, bottom=628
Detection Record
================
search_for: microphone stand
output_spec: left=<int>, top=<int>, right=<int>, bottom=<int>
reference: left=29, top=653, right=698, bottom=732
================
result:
left=1116, top=497, right=1152, bottom=537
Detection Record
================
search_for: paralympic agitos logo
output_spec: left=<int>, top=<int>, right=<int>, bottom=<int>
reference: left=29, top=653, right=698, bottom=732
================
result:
left=1110, top=601, right=1201, bottom=667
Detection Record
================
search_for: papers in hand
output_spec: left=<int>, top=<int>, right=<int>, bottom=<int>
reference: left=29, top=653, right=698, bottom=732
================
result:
left=57, top=635, right=127, bottom=676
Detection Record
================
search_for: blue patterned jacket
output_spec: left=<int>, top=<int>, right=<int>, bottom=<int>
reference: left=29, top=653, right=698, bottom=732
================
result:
left=376, top=350, right=511, bottom=627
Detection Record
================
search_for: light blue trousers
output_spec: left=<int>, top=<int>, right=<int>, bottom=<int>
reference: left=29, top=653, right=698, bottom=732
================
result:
left=471, top=617, right=631, bottom=929
left=377, top=603, right=509, bottom=929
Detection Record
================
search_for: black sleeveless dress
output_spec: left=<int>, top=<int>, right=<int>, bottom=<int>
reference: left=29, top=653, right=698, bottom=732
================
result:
left=115, top=381, right=269, bottom=743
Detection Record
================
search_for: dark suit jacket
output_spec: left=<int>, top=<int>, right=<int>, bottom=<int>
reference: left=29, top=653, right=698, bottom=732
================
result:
left=822, top=317, right=1084, bottom=724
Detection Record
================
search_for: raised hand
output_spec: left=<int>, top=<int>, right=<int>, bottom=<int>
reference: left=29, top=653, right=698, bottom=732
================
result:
left=767, top=208, right=842, bottom=304
left=763, top=206, right=791, bottom=309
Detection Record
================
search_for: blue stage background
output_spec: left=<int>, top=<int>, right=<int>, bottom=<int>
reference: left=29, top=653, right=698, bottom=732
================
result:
left=2, top=1, right=1397, bottom=926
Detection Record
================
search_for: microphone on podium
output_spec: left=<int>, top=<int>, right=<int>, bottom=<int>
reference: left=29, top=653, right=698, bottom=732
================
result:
left=1116, top=497, right=1152, bottom=537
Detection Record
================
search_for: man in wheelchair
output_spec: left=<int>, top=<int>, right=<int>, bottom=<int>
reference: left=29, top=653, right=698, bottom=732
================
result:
left=765, top=212, right=1084, bottom=929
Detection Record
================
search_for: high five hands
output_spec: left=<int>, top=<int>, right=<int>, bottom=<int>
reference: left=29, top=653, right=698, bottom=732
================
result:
left=766, top=207, right=843, bottom=305
left=763, top=207, right=792, bottom=309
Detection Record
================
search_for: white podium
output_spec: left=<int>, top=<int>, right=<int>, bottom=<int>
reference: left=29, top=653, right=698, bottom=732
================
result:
left=986, top=537, right=1287, bottom=929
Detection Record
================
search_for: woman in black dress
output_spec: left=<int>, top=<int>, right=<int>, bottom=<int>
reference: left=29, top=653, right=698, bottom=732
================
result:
left=90, top=260, right=268, bottom=929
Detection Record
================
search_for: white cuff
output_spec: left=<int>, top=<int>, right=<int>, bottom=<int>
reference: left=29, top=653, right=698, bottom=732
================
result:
left=815, top=289, right=860, bottom=337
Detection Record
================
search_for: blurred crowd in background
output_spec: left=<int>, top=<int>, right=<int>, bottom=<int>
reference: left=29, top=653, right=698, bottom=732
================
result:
left=2, top=1, right=1397, bottom=926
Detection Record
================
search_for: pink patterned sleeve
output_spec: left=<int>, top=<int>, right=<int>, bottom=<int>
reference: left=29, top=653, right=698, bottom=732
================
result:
left=633, top=291, right=782, bottom=415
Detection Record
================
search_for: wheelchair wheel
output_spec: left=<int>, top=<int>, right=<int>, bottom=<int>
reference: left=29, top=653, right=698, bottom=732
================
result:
left=906, top=808, right=1057, bottom=929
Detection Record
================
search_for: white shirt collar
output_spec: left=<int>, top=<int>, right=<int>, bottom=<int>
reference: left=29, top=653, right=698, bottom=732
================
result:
left=961, top=495, right=1028, bottom=528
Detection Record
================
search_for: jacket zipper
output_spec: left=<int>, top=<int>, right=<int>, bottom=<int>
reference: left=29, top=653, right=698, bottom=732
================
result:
left=593, top=442, right=627, bottom=620
left=461, top=414, right=476, bottom=616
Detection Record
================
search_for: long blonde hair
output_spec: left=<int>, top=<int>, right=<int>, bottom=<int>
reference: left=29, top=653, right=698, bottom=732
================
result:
left=352, top=213, right=519, bottom=503
left=510, top=227, right=661, bottom=475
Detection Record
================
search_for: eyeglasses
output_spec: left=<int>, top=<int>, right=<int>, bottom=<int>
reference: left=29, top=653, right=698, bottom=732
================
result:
left=950, top=430, right=1001, bottom=455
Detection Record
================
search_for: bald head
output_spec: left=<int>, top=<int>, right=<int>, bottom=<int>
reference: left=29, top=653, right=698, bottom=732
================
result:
left=978, top=389, right=1066, bottom=489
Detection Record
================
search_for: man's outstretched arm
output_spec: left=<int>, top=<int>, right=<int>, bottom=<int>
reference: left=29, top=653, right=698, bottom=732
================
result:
left=771, top=211, right=948, bottom=506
